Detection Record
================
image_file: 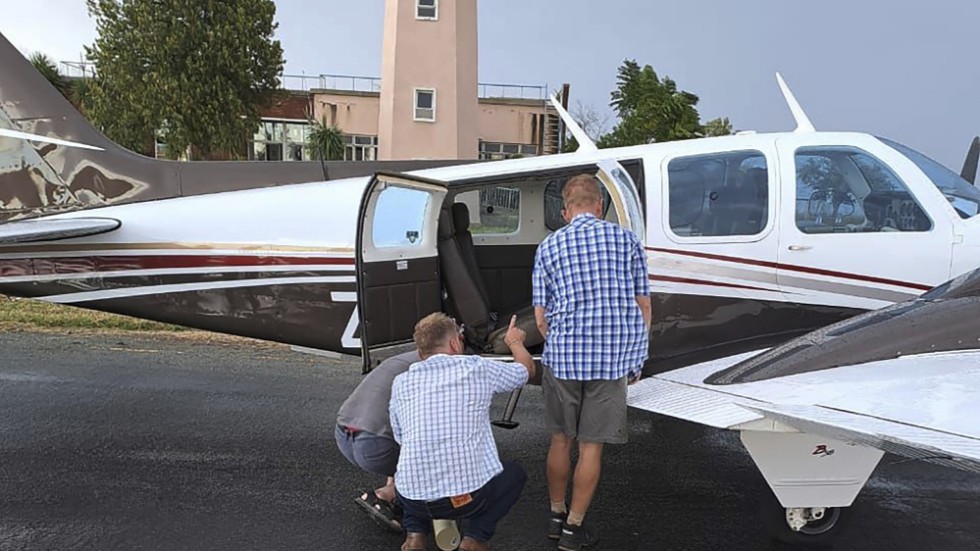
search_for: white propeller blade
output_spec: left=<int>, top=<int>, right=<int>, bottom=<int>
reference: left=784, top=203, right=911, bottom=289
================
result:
left=0, top=127, right=104, bottom=151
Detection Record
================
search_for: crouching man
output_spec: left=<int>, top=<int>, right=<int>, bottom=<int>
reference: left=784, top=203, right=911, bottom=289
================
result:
left=390, top=313, right=535, bottom=551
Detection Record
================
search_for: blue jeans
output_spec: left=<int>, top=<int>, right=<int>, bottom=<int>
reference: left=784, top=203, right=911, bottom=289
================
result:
left=334, top=425, right=400, bottom=477
left=396, top=461, right=527, bottom=543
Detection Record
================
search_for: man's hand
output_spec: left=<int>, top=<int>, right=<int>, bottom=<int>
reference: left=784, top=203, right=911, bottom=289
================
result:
left=503, top=315, right=526, bottom=348
left=503, top=315, right=536, bottom=382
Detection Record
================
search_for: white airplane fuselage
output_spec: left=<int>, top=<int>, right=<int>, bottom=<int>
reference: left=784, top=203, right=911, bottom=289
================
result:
left=2, top=130, right=979, bottom=372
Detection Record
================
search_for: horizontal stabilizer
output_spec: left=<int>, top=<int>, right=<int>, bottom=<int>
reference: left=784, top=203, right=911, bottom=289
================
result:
left=746, top=403, right=980, bottom=475
left=0, top=217, right=120, bottom=244
left=627, top=377, right=763, bottom=429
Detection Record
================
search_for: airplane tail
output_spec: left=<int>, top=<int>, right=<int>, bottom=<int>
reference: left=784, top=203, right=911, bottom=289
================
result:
left=0, top=32, right=466, bottom=224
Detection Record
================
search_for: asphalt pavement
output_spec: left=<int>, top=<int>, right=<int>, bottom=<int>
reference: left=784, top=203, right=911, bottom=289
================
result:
left=0, top=331, right=977, bottom=550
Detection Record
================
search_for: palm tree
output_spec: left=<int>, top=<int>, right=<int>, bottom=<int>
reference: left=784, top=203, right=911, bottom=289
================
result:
left=702, top=117, right=734, bottom=137
left=306, top=115, right=345, bottom=161
left=29, top=52, right=71, bottom=99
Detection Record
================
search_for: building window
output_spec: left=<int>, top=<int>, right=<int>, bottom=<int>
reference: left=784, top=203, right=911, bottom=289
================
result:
left=249, top=120, right=310, bottom=161
left=795, top=147, right=932, bottom=234
left=478, top=141, right=539, bottom=161
left=667, top=151, right=769, bottom=238
left=342, top=134, right=379, bottom=161
left=416, top=0, right=438, bottom=20
left=414, top=88, right=436, bottom=122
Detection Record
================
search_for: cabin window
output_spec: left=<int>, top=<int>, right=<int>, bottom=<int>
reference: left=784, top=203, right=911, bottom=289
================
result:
left=416, top=0, right=438, bottom=20
left=667, top=151, right=769, bottom=237
left=372, top=187, right=429, bottom=247
left=414, top=88, right=436, bottom=122
left=455, top=188, right=520, bottom=234
left=795, top=147, right=932, bottom=234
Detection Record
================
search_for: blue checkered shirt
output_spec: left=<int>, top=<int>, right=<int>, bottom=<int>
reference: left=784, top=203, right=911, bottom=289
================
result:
left=533, top=213, right=650, bottom=381
left=389, top=354, right=528, bottom=500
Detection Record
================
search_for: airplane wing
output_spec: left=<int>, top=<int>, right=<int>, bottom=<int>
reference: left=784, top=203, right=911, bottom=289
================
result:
left=629, top=350, right=980, bottom=475
left=0, top=217, right=121, bottom=244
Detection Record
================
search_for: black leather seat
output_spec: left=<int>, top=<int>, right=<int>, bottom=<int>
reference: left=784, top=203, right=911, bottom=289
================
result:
left=451, top=203, right=491, bottom=305
left=438, top=204, right=543, bottom=353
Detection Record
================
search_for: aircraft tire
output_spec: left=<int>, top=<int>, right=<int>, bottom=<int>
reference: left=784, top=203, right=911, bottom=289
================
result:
left=762, top=492, right=853, bottom=547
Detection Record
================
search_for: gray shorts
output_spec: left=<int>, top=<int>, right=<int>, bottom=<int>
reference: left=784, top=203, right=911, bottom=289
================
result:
left=542, top=367, right=628, bottom=444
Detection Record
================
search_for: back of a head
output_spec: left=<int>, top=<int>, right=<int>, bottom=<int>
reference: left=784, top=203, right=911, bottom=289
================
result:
left=413, top=312, right=458, bottom=357
left=562, top=174, right=603, bottom=210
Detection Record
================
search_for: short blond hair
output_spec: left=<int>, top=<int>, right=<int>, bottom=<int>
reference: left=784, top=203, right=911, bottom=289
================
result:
left=413, top=312, right=459, bottom=356
left=562, top=174, right=603, bottom=210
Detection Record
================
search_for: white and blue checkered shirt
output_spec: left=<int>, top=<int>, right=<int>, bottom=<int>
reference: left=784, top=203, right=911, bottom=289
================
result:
left=389, top=354, right=528, bottom=501
left=533, top=213, right=650, bottom=381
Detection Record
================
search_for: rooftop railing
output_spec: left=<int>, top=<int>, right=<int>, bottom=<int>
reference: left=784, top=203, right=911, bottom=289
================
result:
left=58, top=63, right=549, bottom=101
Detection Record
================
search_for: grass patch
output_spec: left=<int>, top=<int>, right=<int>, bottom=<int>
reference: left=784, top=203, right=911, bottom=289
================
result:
left=0, top=295, right=189, bottom=332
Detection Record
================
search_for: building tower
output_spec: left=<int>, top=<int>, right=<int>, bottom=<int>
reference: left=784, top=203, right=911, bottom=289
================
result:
left=378, top=0, right=479, bottom=160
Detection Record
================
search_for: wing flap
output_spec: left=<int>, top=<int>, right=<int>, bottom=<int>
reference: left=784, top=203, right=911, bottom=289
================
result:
left=0, top=217, right=120, bottom=244
left=748, top=403, right=980, bottom=475
left=628, top=377, right=764, bottom=429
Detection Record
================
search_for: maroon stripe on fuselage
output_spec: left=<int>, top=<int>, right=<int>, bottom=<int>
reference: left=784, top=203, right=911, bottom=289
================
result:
left=649, top=274, right=777, bottom=293
left=646, top=247, right=932, bottom=292
left=0, top=254, right=355, bottom=277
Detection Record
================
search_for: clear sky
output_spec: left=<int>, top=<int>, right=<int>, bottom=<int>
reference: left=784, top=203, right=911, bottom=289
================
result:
left=2, top=0, right=977, bottom=168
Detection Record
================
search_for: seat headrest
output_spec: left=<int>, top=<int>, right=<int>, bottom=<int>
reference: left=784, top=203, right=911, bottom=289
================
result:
left=451, top=202, right=471, bottom=232
left=438, top=207, right=455, bottom=240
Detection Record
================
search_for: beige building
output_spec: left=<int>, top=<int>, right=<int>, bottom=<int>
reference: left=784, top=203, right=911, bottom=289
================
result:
left=251, top=0, right=564, bottom=162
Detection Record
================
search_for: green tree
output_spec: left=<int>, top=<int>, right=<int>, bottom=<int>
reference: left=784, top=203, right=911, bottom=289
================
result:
left=598, top=60, right=702, bottom=148
left=306, top=115, right=345, bottom=161
left=84, top=0, right=284, bottom=159
left=29, top=52, right=70, bottom=99
left=702, top=117, right=733, bottom=137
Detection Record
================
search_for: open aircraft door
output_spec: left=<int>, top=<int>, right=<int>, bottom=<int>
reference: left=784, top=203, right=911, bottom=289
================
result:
left=356, top=172, right=449, bottom=371
left=596, top=158, right=646, bottom=241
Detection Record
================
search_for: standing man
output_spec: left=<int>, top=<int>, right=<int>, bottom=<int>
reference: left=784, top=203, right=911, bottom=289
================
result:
left=336, top=349, right=420, bottom=532
left=390, top=313, right=535, bottom=551
left=533, top=174, right=651, bottom=550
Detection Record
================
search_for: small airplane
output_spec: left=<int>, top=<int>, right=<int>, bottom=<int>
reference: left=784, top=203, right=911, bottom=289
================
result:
left=628, top=267, right=980, bottom=545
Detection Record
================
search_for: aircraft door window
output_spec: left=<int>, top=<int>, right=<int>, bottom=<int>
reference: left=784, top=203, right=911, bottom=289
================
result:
left=667, top=151, right=769, bottom=237
left=455, top=188, right=521, bottom=234
left=795, top=147, right=932, bottom=234
left=372, top=186, right=430, bottom=247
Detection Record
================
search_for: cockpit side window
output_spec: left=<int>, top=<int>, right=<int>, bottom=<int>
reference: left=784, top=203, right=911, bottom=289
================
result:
left=879, top=137, right=980, bottom=219
left=794, top=147, right=932, bottom=234
left=666, top=151, right=769, bottom=237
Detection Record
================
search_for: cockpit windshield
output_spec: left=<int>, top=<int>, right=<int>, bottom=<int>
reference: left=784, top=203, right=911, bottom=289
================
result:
left=879, top=137, right=980, bottom=219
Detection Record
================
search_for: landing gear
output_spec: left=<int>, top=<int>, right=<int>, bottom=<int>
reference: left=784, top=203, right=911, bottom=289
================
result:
left=764, top=494, right=851, bottom=546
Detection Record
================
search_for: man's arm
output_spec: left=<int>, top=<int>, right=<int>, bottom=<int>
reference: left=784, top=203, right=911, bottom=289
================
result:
left=636, top=295, right=652, bottom=331
left=534, top=306, right=548, bottom=339
left=631, top=238, right=652, bottom=331
left=503, top=315, right=536, bottom=382
left=531, top=247, right=549, bottom=339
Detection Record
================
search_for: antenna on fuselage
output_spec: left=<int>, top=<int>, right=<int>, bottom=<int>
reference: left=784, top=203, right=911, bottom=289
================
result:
left=776, top=72, right=815, bottom=133
left=549, top=95, right=598, bottom=153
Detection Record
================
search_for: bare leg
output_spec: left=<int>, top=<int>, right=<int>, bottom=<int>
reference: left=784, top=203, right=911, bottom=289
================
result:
left=568, top=442, right=603, bottom=520
left=547, top=433, right=574, bottom=507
